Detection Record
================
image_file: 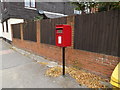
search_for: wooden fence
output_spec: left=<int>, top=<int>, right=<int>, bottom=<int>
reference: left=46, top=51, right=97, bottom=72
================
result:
left=40, top=17, right=67, bottom=45
left=74, top=10, right=119, bottom=57
left=23, top=21, right=37, bottom=42
left=12, top=24, right=21, bottom=39
left=12, top=10, right=120, bottom=57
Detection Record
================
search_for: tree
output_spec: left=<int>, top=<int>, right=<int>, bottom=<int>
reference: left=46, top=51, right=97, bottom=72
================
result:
left=72, top=1, right=98, bottom=14
left=98, top=2, right=120, bottom=12
left=72, top=2, right=86, bottom=14
left=72, top=1, right=120, bottom=14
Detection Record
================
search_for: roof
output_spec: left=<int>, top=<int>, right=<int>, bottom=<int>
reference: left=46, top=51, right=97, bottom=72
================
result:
left=38, top=10, right=68, bottom=19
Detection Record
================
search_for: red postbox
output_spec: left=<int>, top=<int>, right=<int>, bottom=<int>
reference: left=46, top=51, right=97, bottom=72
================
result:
left=56, top=25, right=72, bottom=47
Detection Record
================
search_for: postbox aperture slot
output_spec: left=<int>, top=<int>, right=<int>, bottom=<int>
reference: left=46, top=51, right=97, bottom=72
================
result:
left=56, top=28, right=63, bottom=30
left=57, top=30, right=63, bottom=33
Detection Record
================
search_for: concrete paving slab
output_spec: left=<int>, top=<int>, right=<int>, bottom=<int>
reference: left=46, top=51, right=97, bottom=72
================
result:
left=2, top=51, right=34, bottom=70
left=2, top=62, right=81, bottom=88
left=0, top=39, right=2, bottom=89
left=1, top=40, right=11, bottom=50
left=1, top=39, right=83, bottom=88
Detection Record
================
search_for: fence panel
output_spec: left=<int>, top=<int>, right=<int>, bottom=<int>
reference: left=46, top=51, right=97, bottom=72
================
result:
left=23, top=21, right=37, bottom=42
left=40, top=17, right=67, bottom=45
left=74, top=10, right=119, bottom=57
left=12, top=24, right=21, bottom=39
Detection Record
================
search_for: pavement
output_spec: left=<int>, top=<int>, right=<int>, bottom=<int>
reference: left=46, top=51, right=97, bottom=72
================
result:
left=0, top=39, right=85, bottom=88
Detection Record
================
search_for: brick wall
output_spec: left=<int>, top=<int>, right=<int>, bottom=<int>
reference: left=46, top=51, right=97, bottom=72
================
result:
left=12, top=16, right=119, bottom=79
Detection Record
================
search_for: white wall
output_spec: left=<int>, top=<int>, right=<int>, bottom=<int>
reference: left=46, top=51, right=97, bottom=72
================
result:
left=0, top=23, right=2, bottom=37
left=2, top=18, right=24, bottom=41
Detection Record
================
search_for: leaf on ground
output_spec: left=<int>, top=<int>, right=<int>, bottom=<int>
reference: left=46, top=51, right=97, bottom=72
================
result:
left=45, top=66, right=107, bottom=88
left=38, top=62, right=48, bottom=66
left=45, top=66, right=62, bottom=77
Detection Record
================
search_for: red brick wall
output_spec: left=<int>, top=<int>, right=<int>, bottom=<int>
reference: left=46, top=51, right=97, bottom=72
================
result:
left=12, top=17, right=119, bottom=79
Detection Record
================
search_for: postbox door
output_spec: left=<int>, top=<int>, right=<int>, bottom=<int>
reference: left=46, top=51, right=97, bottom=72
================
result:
left=56, top=27, right=64, bottom=46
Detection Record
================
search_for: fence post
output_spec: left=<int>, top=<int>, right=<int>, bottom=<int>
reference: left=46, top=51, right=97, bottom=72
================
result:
left=67, top=15, right=75, bottom=49
left=36, top=20, right=40, bottom=43
left=20, top=23, right=23, bottom=41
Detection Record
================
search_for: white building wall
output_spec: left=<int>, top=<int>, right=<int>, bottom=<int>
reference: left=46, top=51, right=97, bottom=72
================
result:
left=2, top=18, right=24, bottom=41
left=0, top=23, right=2, bottom=37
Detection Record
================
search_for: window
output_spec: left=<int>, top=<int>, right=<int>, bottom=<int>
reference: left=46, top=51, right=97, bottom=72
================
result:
left=31, top=0, right=35, bottom=7
left=25, top=0, right=30, bottom=7
left=1, top=0, right=6, bottom=10
left=25, top=0, right=36, bottom=8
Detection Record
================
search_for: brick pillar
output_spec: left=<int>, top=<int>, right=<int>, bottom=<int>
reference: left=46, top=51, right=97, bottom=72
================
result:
left=66, top=15, right=75, bottom=66
left=20, top=23, right=23, bottom=41
left=36, top=20, right=40, bottom=44
left=67, top=15, right=75, bottom=48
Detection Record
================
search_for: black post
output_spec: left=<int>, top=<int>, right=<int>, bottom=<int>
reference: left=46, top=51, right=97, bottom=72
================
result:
left=62, top=47, right=65, bottom=76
